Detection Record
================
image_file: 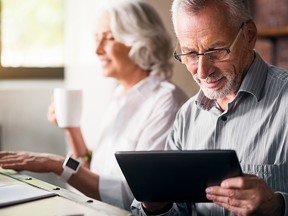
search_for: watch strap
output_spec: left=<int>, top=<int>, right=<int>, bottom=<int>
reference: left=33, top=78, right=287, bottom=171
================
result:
left=60, top=165, right=75, bottom=181
left=60, top=156, right=81, bottom=181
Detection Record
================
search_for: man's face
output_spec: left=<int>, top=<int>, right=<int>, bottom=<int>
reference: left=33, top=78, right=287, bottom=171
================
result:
left=175, top=5, right=249, bottom=100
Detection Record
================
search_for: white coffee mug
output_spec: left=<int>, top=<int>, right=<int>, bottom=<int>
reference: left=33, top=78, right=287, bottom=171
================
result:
left=53, top=88, right=83, bottom=128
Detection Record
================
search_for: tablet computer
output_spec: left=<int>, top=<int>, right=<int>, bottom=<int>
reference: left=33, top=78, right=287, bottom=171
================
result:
left=115, top=150, right=242, bottom=202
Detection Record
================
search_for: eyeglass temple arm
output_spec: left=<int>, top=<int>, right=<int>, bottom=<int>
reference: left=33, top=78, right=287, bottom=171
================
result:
left=229, top=22, right=246, bottom=52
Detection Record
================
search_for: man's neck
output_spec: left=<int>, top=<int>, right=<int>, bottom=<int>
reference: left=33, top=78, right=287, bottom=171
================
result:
left=216, top=94, right=236, bottom=112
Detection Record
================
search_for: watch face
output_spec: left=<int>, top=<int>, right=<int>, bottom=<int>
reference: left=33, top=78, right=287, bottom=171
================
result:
left=66, top=158, right=79, bottom=170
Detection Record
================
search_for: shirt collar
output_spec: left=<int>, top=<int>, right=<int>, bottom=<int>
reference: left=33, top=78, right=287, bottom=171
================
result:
left=113, top=75, right=162, bottom=101
left=238, top=51, right=268, bottom=101
left=196, top=51, right=268, bottom=110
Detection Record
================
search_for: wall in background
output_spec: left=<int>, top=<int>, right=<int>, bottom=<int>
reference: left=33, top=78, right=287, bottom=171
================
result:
left=0, top=89, right=67, bottom=187
left=253, top=0, right=288, bottom=69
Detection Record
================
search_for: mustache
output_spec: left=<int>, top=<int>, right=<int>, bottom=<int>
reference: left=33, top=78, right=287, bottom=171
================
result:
left=193, top=73, right=223, bottom=83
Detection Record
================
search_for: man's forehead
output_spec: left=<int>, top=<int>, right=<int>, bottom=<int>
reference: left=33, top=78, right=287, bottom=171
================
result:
left=176, top=15, right=225, bottom=37
left=175, top=6, right=232, bottom=40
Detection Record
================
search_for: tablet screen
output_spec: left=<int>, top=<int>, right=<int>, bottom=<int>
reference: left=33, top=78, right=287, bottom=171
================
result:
left=115, top=150, right=242, bottom=202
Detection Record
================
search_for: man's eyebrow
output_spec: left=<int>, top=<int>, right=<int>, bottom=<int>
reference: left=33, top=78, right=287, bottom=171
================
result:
left=207, top=41, right=227, bottom=50
left=180, top=46, right=196, bottom=53
left=180, top=40, right=228, bottom=53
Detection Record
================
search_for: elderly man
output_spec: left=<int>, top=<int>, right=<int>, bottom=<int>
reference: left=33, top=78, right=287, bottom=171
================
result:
left=131, top=0, right=288, bottom=215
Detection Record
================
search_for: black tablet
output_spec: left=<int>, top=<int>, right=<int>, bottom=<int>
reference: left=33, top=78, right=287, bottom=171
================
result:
left=115, top=150, right=243, bottom=203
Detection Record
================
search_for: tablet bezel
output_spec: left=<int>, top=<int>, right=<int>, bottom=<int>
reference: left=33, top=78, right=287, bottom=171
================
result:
left=115, top=150, right=243, bottom=202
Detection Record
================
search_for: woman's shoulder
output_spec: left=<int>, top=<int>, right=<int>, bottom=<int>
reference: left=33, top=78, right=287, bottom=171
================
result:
left=153, top=80, right=189, bottom=108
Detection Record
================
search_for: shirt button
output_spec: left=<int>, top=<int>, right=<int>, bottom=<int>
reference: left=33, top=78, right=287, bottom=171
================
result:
left=221, top=116, right=227, bottom=121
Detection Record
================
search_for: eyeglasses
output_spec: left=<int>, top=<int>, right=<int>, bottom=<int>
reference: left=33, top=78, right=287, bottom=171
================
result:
left=173, top=22, right=245, bottom=65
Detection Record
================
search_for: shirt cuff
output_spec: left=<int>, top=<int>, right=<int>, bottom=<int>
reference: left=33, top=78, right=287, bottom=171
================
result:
left=131, top=199, right=179, bottom=216
left=276, top=192, right=288, bottom=216
left=99, top=174, right=133, bottom=210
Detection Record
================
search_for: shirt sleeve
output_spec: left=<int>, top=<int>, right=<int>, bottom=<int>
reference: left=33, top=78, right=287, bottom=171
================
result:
left=165, top=104, right=188, bottom=151
left=131, top=200, right=193, bottom=216
left=99, top=174, right=134, bottom=210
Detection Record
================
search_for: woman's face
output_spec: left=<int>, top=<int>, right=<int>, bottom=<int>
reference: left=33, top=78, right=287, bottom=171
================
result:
left=95, top=13, right=137, bottom=80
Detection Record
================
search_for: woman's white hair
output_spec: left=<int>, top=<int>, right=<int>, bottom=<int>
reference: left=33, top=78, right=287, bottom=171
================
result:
left=101, top=0, right=174, bottom=79
left=171, top=0, right=253, bottom=30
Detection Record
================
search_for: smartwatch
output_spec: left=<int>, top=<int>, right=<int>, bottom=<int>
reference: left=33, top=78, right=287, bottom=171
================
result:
left=60, top=156, right=81, bottom=181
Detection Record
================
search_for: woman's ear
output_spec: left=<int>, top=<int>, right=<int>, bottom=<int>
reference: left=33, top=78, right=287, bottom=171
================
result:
left=245, top=20, right=258, bottom=50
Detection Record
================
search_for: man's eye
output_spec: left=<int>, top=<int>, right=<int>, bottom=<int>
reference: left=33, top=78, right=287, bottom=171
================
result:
left=207, top=53, right=218, bottom=59
left=181, top=51, right=195, bottom=56
left=206, top=50, right=228, bottom=60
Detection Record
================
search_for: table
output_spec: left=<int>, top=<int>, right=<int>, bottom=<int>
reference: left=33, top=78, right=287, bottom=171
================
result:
left=0, top=169, right=131, bottom=216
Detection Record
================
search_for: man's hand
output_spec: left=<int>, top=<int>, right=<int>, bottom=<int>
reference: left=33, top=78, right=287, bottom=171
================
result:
left=206, top=174, right=285, bottom=216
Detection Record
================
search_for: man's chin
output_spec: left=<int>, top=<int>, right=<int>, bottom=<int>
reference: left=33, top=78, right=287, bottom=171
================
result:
left=201, top=88, right=226, bottom=100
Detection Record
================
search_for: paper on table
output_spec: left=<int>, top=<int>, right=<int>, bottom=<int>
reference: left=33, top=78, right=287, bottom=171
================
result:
left=0, top=184, right=56, bottom=208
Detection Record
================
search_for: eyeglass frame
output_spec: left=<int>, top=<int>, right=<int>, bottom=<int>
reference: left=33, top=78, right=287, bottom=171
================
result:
left=173, top=21, right=247, bottom=64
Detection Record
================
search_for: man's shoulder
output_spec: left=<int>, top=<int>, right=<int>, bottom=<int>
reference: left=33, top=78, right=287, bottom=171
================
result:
left=177, top=93, right=199, bottom=113
left=267, top=65, right=288, bottom=82
left=266, top=65, right=288, bottom=95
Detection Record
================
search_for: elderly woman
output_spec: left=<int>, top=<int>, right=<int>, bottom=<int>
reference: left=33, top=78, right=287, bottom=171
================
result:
left=0, top=0, right=187, bottom=210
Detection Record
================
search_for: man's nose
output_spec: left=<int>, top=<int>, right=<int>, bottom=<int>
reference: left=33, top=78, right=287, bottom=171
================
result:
left=196, top=55, right=213, bottom=79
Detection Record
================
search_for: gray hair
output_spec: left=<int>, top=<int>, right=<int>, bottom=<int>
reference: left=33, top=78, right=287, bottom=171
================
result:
left=171, top=0, right=253, bottom=30
left=102, top=0, right=173, bottom=79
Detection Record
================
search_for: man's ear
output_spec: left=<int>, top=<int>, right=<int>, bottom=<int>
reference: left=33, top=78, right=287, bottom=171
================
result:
left=245, top=20, right=258, bottom=50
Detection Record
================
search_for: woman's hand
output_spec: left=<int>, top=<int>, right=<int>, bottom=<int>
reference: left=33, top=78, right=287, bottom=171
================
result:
left=47, top=95, right=58, bottom=126
left=0, top=151, right=64, bottom=175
